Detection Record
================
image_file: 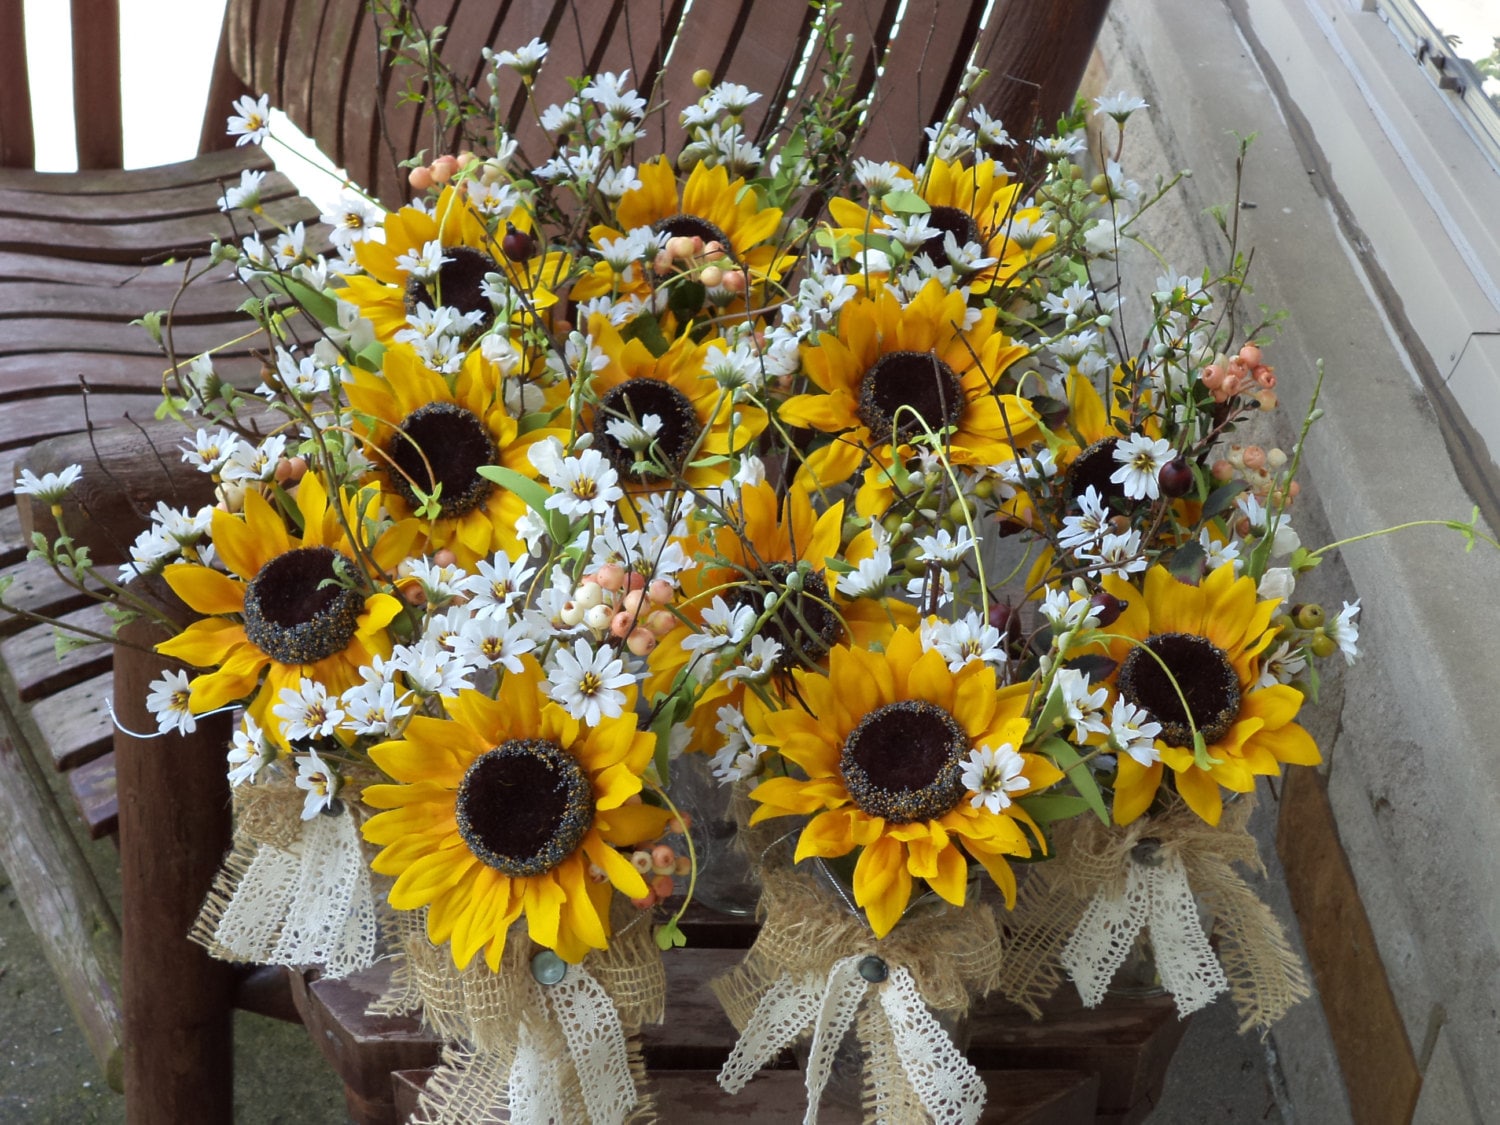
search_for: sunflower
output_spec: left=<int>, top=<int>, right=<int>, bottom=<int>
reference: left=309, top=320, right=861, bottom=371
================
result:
left=780, top=278, right=1040, bottom=517
left=157, top=473, right=418, bottom=745
left=745, top=626, right=1064, bottom=937
left=344, top=342, right=558, bottom=569
left=647, top=479, right=914, bottom=702
left=827, top=157, right=1050, bottom=293
left=573, top=157, right=794, bottom=313
left=579, top=312, right=766, bottom=494
left=361, top=658, right=672, bottom=969
left=342, top=185, right=567, bottom=341
left=1095, top=563, right=1320, bottom=826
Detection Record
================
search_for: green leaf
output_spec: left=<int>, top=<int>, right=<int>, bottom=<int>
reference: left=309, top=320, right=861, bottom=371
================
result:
left=620, top=312, right=671, bottom=357
left=883, top=190, right=931, bottom=215
left=1202, top=480, right=1248, bottom=519
left=1034, top=737, right=1109, bottom=824
left=667, top=280, right=707, bottom=325
left=1017, top=793, right=1093, bottom=825
left=476, top=464, right=565, bottom=540
left=131, top=310, right=165, bottom=345
left=1168, top=540, right=1206, bottom=582
left=654, top=919, right=687, bottom=950
left=258, top=275, right=340, bottom=328
left=1025, top=683, right=1069, bottom=745
left=54, top=629, right=97, bottom=659
left=648, top=690, right=687, bottom=783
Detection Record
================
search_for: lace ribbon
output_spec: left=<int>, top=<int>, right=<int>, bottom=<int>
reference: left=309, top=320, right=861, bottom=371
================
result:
left=208, top=810, right=378, bottom=978
left=1060, top=848, right=1228, bottom=1016
left=718, top=956, right=986, bottom=1125
left=501, top=965, right=637, bottom=1125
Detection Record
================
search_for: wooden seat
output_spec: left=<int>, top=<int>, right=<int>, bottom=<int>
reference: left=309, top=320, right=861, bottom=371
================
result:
left=0, top=0, right=1125, bottom=1120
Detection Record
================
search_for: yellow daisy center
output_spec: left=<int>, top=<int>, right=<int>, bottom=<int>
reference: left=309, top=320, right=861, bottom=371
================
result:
left=455, top=739, right=595, bottom=877
left=1117, top=632, right=1242, bottom=747
left=840, top=699, right=969, bottom=823
left=243, top=546, right=363, bottom=664
left=856, top=350, right=964, bottom=445
left=387, top=402, right=498, bottom=517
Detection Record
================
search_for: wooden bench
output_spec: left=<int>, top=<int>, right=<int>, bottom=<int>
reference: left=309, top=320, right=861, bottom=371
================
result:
left=1, top=0, right=1132, bottom=1120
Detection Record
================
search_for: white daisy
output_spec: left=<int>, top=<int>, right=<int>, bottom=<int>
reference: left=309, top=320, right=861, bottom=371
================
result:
left=145, top=668, right=197, bottom=737
left=226, top=716, right=274, bottom=786
left=14, top=464, right=82, bottom=504
left=294, top=750, right=339, bottom=819
left=273, top=679, right=344, bottom=742
left=960, top=742, right=1029, bottom=813
left=226, top=94, right=271, bottom=146
left=1326, top=600, right=1361, bottom=665
left=546, top=640, right=634, bottom=725
left=1108, top=699, right=1163, bottom=766
left=1109, top=434, right=1176, bottom=501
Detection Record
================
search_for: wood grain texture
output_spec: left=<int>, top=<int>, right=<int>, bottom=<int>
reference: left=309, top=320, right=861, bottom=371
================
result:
left=0, top=731, right=123, bottom=1087
left=0, top=0, right=36, bottom=168
left=1279, top=766, right=1421, bottom=1125
left=115, top=601, right=236, bottom=1124
left=70, top=0, right=124, bottom=170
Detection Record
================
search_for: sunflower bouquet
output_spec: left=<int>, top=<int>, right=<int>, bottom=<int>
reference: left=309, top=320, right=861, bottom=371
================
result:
left=11, top=3, right=1381, bottom=1121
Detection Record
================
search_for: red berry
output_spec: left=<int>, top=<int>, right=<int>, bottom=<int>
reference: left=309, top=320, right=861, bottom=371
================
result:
left=502, top=222, right=536, bottom=263
left=1157, top=456, right=1194, bottom=498
left=1089, top=591, right=1127, bottom=627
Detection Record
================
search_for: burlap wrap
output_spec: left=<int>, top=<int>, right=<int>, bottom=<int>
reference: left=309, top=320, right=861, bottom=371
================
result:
left=189, top=777, right=315, bottom=958
left=373, top=902, right=664, bottom=1124
left=998, top=794, right=1309, bottom=1034
left=712, top=866, right=1003, bottom=1031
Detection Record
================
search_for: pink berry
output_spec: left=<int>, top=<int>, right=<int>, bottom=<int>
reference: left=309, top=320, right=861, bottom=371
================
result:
left=1238, top=344, right=1263, bottom=367
left=647, top=578, right=674, bottom=604
left=626, top=627, right=657, bottom=656
left=597, top=564, right=625, bottom=591
left=407, top=166, right=433, bottom=191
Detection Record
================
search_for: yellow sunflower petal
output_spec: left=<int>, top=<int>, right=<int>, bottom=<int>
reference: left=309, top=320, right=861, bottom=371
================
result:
left=1173, top=765, right=1224, bottom=825
left=1112, top=756, right=1163, bottom=826
left=523, top=873, right=567, bottom=950
left=854, top=836, right=913, bottom=939
left=162, top=564, right=245, bottom=616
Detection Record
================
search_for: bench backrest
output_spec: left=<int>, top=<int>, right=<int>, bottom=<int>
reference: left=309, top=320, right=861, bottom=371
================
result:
left=230, top=0, right=1112, bottom=207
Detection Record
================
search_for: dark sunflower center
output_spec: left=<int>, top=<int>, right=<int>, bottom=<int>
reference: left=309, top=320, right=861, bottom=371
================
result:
left=243, top=546, right=362, bottom=665
left=593, top=378, right=702, bottom=483
left=918, top=206, right=983, bottom=269
left=1117, top=633, right=1242, bottom=748
left=1067, top=437, right=1131, bottom=507
left=455, top=739, right=595, bottom=877
left=404, top=245, right=499, bottom=333
left=856, top=350, right=965, bottom=445
left=653, top=213, right=731, bottom=250
left=724, top=563, right=842, bottom=671
left=840, top=700, right=969, bottom=824
left=386, top=402, right=498, bottom=517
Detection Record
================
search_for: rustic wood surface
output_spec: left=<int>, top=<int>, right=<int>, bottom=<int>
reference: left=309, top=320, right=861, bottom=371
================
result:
left=114, top=599, right=237, bottom=1124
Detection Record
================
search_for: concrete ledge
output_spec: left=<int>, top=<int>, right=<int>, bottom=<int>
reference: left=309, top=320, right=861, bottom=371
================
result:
left=1101, top=0, right=1500, bottom=1119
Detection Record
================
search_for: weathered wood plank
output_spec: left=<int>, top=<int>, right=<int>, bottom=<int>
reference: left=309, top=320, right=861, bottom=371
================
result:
left=69, top=749, right=119, bottom=839
left=70, top=0, right=124, bottom=170
left=115, top=606, right=236, bottom=1124
left=0, top=172, right=301, bottom=225
left=0, top=146, right=273, bottom=194
left=0, top=558, right=99, bottom=637
left=0, top=0, right=35, bottom=169
left=855, top=0, right=991, bottom=166
left=0, top=352, right=262, bottom=401
left=294, top=961, right=445, bottom=1125
left=968, top=0, right=1113, bottom=148
left=0, top=195, right=322, bottom=264
left=199, top=8, right=257, bottom=155
left=0, top=602, right=114, bottom=702
left=33, top=671, right=115, bottom=771
left=0, top=732, right=123, bottom=1087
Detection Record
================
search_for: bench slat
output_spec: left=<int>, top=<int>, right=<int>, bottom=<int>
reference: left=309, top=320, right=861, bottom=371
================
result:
left=33, top=669, right=115, bottom=770
left=0, top=603, right=114, bottom=702
left=69, top=750, right=119, bottom=839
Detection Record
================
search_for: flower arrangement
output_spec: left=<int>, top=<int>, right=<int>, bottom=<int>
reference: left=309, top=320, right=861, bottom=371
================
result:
left=18, top=3, right=1494, bottom=1121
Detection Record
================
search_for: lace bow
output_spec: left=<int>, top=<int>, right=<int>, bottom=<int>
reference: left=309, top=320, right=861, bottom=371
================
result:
left=506, top=964, right=637, bottom=1125
left=718, top=954, right=986, bottom=1125
left=1060, top=841, right=1227, bottom=1016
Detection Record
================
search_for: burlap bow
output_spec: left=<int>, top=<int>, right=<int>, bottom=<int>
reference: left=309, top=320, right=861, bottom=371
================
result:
left=998, top=794, right=1309, bottom=1034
